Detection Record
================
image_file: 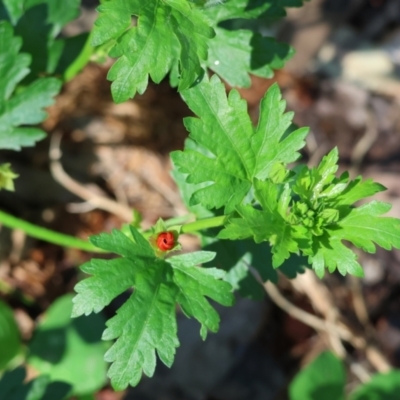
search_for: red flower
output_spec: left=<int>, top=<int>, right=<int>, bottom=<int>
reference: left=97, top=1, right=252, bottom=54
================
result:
left=156, top=231, right=175, bottom=252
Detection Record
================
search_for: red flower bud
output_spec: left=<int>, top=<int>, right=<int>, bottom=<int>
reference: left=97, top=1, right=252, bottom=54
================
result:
left=156, top=231, right=175, bottom=252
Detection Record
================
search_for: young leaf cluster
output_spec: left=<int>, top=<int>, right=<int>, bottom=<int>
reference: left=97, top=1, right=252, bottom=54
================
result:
left=72, top=225, right=233, bottom=390
left=172, top=75, right=400, bottom=277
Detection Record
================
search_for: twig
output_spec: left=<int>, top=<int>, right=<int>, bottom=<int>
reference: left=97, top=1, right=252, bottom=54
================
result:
left=348, top=111, right=378, bottom=332
left=350, top=109, right=378, bottom=176
left=291, top=268, right=347, bottom=358
left=249, top=266, right=391, bottom=373
left=49, top=132, right=133, bottom=222
left=292, top=269, right=391, bottom=373
left=262, top=279, right=352, bottom=341
left=139, top=165, right=187, bottom=216
left=350, top=362, right=372, bottom=383
left=349, top=274, right=372, bottom=331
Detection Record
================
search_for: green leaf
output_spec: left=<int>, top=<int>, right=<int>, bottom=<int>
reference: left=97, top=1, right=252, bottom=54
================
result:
left=292, top=148, right=340, bottom=202
left=220, top=179, right=309, bottom=268
left=200, top=0, right=298, bottom=90
left=11, top=1, right=86, bottom=83
left=309, top=234, right=364, bottom=278
left=251, top=89, right=309, bottom=180
left=350, top=370, right=400, bottom=400
left=2, top=0, right=80, bottom=32
left=172, top=152, right=306, bottom=296
left=0, top=163, right=18, bottom=191
left=0, top=367, right=71, bottom=400
left=14, top=6, right=54, bottom=77
left=54, top=33, right=94, bottom=82
left=171, top=76, right=307, bottom=213
left=308, top=201, right=400, bottom=278
left=207, top=28, right=293, bottom=88
left=203, top=233, right=306, bottom=299
left=168, top=251, right=233, bottom=338
left=337, top=201, right=400, bottom=253
left=0, top=299, right=21, bottom=369
left=2, top=2, right=85, bottom=82
left=28, top=294, right=109, bottom=396
left=332, top=176, right=386, bottom=206
left=289, top=351, right=345, bottom=400
left=0, top=21, right=61, bottom=150
left=201, top=0, right=280, bottom=22
left=219, top=202, right=306, bottom=268
left=171, top=144, right=214, bottom=219
left=92, top=0, right=214, bottom=102
left=218, top=205, right=269, bottom=241
left=72, top=226, right=233, bottom=390
left=90, top=0, right=303, bottom=98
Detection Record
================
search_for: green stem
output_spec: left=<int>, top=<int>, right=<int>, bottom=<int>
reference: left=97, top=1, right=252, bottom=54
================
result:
left=181, top=215, right=226, bottom=233
left=0, top=210, right=102, bottom=252
left=0, top=210, right=226, bottom=253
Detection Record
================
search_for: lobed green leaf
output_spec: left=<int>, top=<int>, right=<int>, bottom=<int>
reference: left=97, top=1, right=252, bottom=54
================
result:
left=171, top=75, right=307, bottom=213
left=73, top=226, right=234, bottom=390
left=92, top=0, right=214, bottom=102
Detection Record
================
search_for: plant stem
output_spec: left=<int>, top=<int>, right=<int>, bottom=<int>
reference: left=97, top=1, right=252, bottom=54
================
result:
left=0, top=210, right=226, bottom=253
left=0, top=210, right=102, bottom=252
left=181, top=215, right=226, bottom=233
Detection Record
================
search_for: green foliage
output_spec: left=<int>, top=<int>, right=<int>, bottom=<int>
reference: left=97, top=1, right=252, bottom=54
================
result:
left=203, top=235, right=306, bottom=299
left=207, top=28, right=293, bottom=87
left=289, top=351, right=345, bottom=400
left=350, top=370, right=400, bottom=400
left=1, top=0, right=91, bottom=82
left=0, top=367, right=71, bottom=400
left=91, top=0, right=302, bottom=102
left=1, top=0, right=80, bottom=32
left=288, top=351, right=400, bottom=400
left=200, top=0, right=306, bottom=21
left=72, top=225, right=234, bottom=390
left=0, top=0, right=399, bottom=394
left=28, top=294, right=109, bottom=396
left=172, top=150, right=306, bottom=300
left=0, top=21, right=61, bottom=150
left=0, top=299, right=21, bottom=369
left=171, top=76, right=307, bottom=213
left=172, top=76, right=400, bottom=277
left=289, top=149, right=399, bottom=277
left=203, top=0, right=295, bottom=87
left=92, top=0, right=214, bottom=102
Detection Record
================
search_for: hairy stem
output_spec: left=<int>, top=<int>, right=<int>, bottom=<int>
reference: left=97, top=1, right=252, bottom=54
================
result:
left=0, top=210, right=102, bottom=252
left=181, top=215, right=226, bottom=233
left=0, top=210, right=226, bottom=252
